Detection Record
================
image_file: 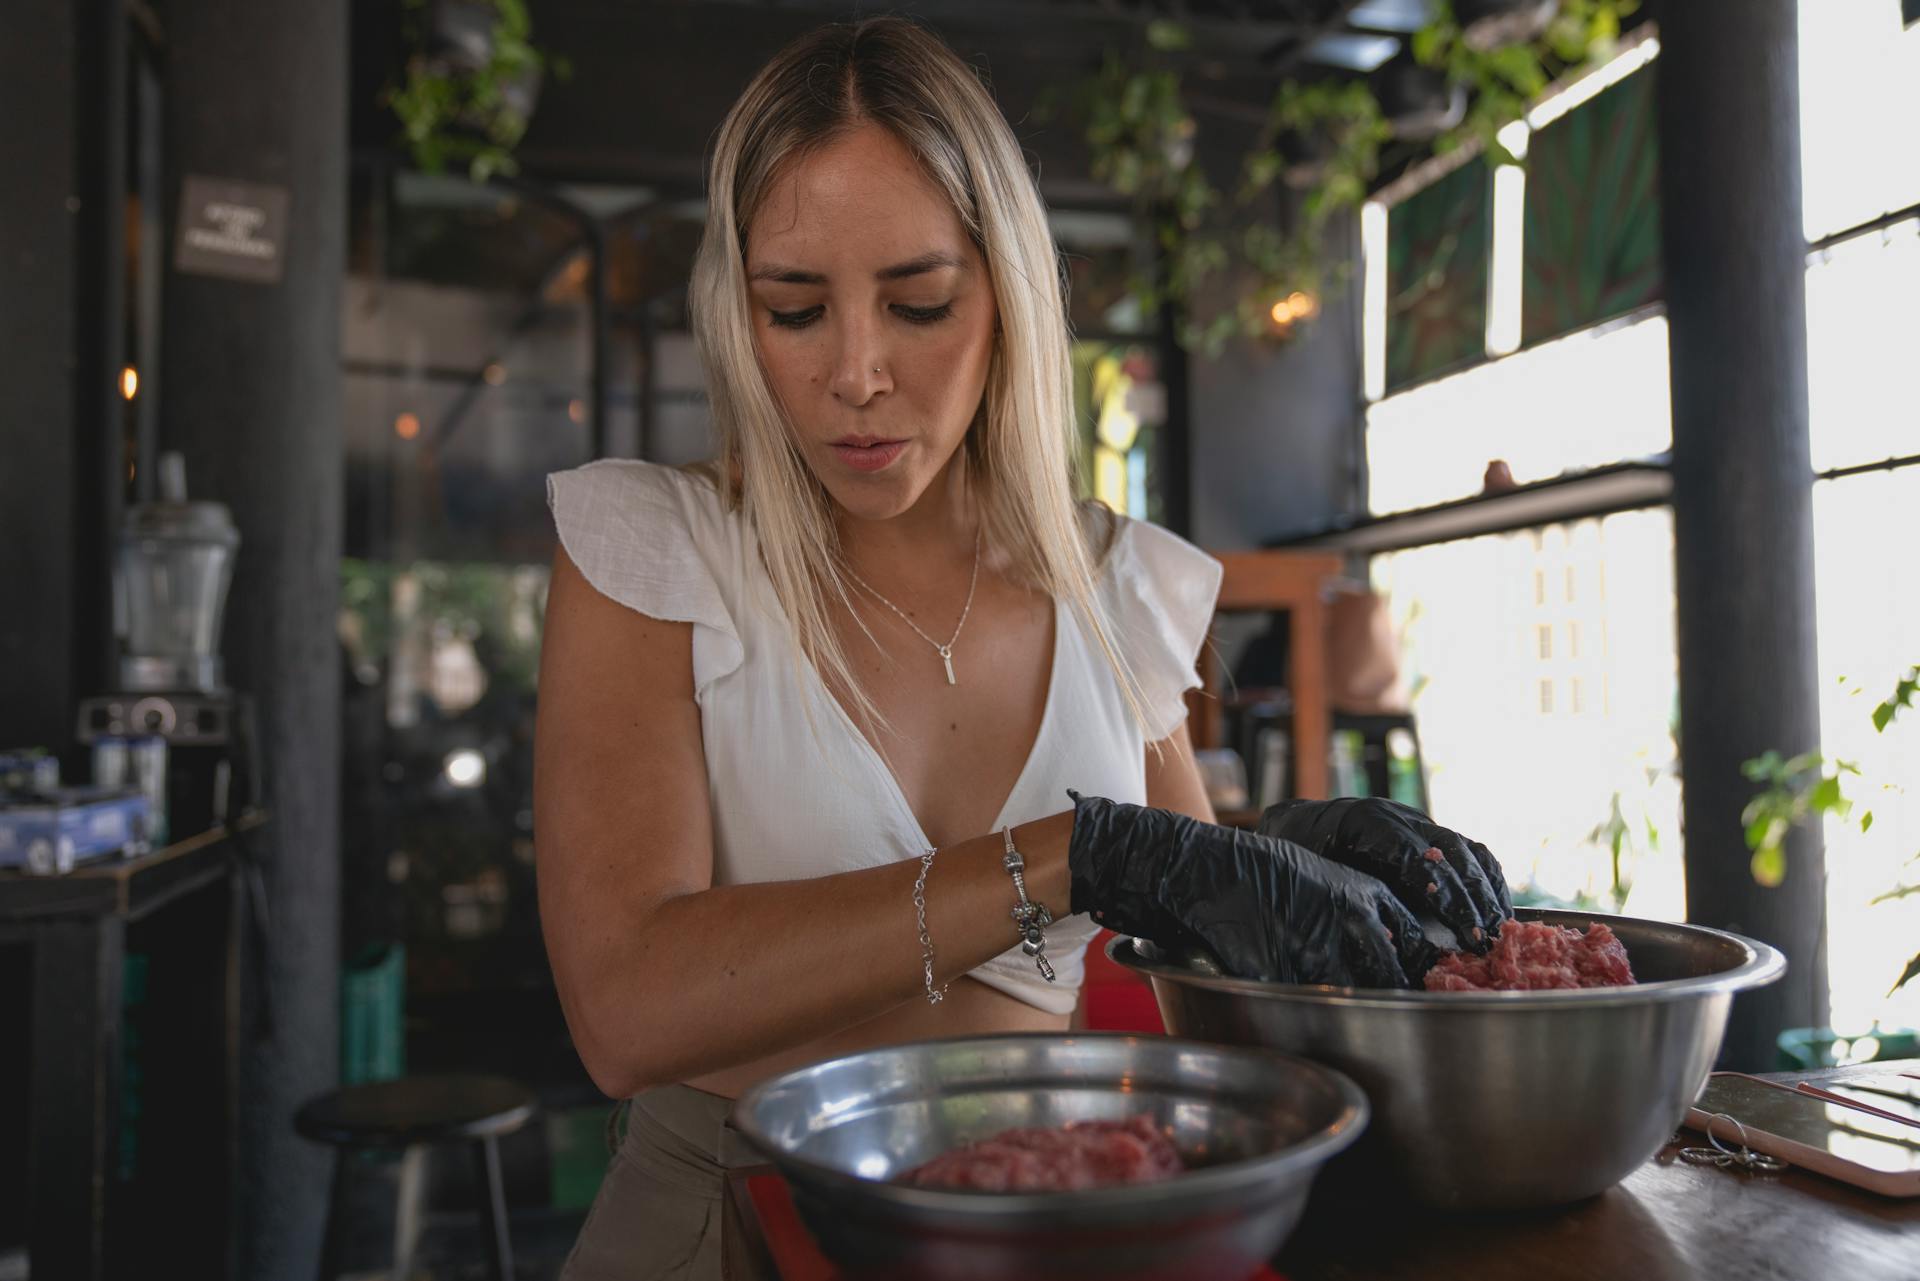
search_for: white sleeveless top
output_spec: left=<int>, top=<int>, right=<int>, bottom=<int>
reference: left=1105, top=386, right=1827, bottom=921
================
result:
left=546, top=459, right=1222, bottom=1014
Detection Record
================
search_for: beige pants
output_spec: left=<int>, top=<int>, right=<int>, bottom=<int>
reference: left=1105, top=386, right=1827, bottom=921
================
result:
left=560, top=1084, right=772, bottom=1281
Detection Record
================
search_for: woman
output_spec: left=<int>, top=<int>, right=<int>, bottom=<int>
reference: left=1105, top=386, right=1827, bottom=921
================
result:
left=536, top=17, right=1509, bottom=1280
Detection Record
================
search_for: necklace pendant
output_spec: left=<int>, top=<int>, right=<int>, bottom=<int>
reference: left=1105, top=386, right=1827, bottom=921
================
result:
left=939, top=646, right=956, bottom=686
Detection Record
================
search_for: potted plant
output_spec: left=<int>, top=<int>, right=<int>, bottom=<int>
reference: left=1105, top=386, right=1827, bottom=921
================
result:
left=385, top=0, right=567, bottom=182
left=1062, top=1, right=1639, bottom=351
left=1456, top=0, right=1562, bottom=51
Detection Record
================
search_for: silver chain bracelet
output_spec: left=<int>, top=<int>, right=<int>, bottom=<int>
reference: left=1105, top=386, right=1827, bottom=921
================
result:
left=1001, top=827, right=1057, bottom=982
left=913, top=848, right=950, bottom=1005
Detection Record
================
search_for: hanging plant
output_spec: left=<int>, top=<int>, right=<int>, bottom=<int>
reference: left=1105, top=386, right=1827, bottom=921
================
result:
left=386, top=0, right=569, bottom=183
left=1067, top=0, right=1638, bottom=354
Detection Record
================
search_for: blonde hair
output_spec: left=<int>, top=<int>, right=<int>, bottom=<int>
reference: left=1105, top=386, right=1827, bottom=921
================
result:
left=689, top=15, right=1154, bottom=742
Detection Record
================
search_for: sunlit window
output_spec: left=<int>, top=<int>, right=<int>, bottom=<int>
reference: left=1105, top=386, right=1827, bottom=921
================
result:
left=1365, top=314, right=1672, bottom=514
left=1798, top=0, right=1920, bottom=243
left=1354, top=0, right=1918, bottom=1043
left=1370, top=510, right=1683, bottom=916
left=1814, top=468, right=1920, bottom=1034
left=1805, top=216, right=1920, bottom=473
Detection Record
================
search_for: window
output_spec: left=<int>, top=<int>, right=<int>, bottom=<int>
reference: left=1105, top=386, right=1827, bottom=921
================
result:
left=1798, top=0, right=1920, bottom=242
left=1369, top=510, right=1682, bottom=915
left=340, top=165, right=596, bottom=1009
left=1364, top=314, right=1672, bottom=514
left=1353, top=14, right=1918, bottom=1033
left=1805, top=217, right=1920, bottom=473
left=1813, top=442, right=1920, bottom=1035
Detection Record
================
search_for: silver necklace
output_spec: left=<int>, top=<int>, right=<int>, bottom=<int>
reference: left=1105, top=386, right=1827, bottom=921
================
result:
left=842, top=528, right=981, bottom=686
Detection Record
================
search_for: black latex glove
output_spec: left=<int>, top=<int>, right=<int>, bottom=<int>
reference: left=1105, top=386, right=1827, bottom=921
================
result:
left=1256, top=797, right=1512, bottom=952
left=1067, top=792, right=1437, bottom=989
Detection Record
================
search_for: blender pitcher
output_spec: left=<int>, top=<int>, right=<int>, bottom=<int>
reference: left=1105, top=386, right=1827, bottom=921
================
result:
left=117, top=452, right=240, bottom=693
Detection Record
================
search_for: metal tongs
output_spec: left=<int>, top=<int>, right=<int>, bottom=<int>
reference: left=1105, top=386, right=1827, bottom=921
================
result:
left=1679, top=1112, right=1787, bottom=1174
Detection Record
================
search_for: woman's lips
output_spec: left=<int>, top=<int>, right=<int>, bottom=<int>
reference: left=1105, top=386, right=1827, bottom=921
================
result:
left=829, top=439, right=908, bottom=473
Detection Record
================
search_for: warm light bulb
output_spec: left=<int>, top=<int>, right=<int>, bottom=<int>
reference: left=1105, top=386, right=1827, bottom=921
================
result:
left=395, top=412, right=421, bottom=440
left=1269, top=300, right=1294, bottom=327
left=1288, top=291, right=1318, bottom=319
left=120, top=366, right=138, bottom=400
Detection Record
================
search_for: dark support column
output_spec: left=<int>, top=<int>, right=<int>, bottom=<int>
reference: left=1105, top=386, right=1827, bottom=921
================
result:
left=159, top=0, right=348, bottom=1275
left=0, top=0, right=124, bottom=758
left=1654, top=0, right=1828, bottom=1068
left=69, top=0, right=129, bottom=701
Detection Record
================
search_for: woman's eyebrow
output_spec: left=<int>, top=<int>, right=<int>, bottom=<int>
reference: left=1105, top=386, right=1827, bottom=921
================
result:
left=874, top=251, right=968, bottom=281
left=748, top=263, right=826, bottom=285
left=747, top=251, right=968, bottom=285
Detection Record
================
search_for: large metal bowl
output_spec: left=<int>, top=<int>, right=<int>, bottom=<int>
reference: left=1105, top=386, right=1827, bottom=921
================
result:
left=1111, top=908, right=1785, bottom=1210
left=729, top=1032, right=1368, bottom=1281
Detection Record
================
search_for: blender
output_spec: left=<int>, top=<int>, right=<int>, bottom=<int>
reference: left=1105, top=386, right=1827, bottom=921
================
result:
left=77, top=452, right=257, bottom=842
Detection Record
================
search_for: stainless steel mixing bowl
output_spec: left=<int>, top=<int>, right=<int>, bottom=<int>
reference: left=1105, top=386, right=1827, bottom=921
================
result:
left=729, top=1032, right=1368, bottom=1281
left=1111, top=908, right=1786, bottom=1211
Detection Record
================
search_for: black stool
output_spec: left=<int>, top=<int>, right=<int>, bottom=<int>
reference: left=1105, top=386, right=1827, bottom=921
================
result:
left=296, top=1074, right=537, bottom=1281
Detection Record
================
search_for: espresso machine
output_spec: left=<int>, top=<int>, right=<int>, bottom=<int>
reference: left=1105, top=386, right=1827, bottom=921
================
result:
left=78, top=453, right=257, bottom=843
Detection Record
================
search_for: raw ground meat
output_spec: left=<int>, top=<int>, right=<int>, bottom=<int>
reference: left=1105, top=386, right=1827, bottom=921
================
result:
left=1423, top=919, right=1636, bottom=992
left=898, top=1115, right=1185, bottom=1192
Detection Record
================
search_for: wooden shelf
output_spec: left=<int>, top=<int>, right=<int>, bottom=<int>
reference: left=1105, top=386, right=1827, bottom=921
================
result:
left=1273, top=460, right=1672, bottom=555
left=1189, top=550, right=1343, bottom=801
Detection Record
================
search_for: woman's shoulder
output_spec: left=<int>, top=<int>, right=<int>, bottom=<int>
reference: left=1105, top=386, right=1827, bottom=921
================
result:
left=547, top=456, right=747, bottom=602
left=548, top=458, right=740, bottom=552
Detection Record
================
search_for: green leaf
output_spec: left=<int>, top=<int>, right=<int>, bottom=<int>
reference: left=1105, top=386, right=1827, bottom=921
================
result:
left=1874, top=701, right=1897, bottom=733
left=1869, top=882, right=1920, bottom=906
left=1890, top=950, right=1920, bottom=997
left=1751, top=844, right=1786, bottom=889
left=1809, top=774, right=1844, bottom=816
left=1783, top=751, right=1824, bottom=777
left=1411, top=25, right=1443, bottom=67
left=1146, top=20, right=1191, bottom=51
left=1862, top=810, right=1875, bottom=833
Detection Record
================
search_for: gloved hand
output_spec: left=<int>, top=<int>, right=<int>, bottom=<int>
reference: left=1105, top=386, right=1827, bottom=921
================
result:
left=1256, top=797, right=1511, bottom=952
left=1067, top=792, right=1438, bottom=989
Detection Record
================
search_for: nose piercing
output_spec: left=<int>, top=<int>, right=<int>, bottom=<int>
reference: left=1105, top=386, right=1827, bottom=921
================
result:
left=872, top=367, right=881, bottom=375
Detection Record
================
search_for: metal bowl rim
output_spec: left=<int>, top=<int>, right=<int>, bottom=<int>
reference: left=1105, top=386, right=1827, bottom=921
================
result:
left=728, top=1030, right=1370, bottom=1216
left=1108, top=908, right=1787, bottom=1010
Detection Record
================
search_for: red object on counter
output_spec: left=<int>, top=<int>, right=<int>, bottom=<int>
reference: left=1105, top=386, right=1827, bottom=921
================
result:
left=1423, top=919, right=1635, bottom=992
left=1080, top=928, right=1165, bottom=1033
left=742, top=1173, right=1289, bottom=1281
left=900, top=1115, right=1184, bottom=1192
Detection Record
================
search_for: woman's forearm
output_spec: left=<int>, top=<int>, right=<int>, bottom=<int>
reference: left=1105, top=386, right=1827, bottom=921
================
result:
left=549, top=810, right=1073, bottom=1097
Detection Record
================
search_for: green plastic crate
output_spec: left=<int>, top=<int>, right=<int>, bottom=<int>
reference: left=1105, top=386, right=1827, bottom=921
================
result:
left=1776, top=1024, right=1920, bottom=1071
left=341, top=943, right=406, bottom=1085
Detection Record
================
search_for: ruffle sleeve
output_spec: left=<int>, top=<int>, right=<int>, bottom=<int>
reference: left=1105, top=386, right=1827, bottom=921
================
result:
left=1104, top=517, right=1224, bottom=741
left=546, top=460, right=745, bottom=698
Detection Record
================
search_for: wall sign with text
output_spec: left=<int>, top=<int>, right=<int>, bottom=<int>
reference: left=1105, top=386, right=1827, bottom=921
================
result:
left=173, top=176, right=289, bottom=284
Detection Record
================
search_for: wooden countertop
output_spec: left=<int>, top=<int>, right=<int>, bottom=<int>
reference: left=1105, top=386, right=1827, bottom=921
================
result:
left=730, top=1060, right=1918, bottom=1281
left=1279, top=1060, right=1920, bottom=1281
